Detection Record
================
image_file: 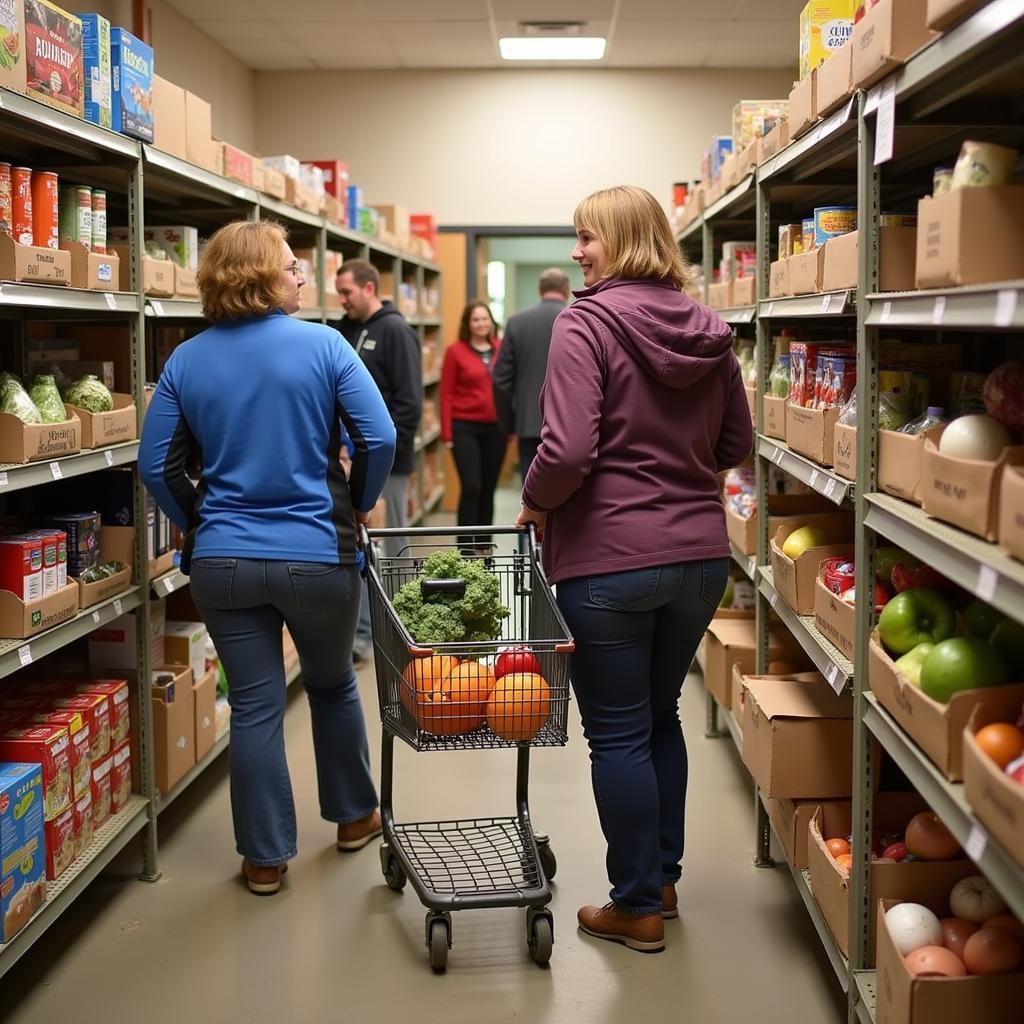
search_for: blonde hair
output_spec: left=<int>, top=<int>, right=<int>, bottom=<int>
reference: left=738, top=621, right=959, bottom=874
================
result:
left=197, top=220, right=291, bottom=323
left=574, top=185, right=693, bottom=290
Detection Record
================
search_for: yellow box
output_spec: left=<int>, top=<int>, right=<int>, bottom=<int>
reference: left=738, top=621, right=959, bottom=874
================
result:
left=800, top=0, right=856, bottom=79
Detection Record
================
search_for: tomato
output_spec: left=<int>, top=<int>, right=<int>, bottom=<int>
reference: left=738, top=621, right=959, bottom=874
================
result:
left=494, top=646, right=542, bottom=679
left=975, top=723, right=1024, bottom=770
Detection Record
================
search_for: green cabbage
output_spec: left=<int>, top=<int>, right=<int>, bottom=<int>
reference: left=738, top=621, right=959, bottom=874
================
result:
left=29, top=375, right=68, bottom=423
left=0, top=373, right=42, bottom=424
left=64, top=374, right=113, bottom=413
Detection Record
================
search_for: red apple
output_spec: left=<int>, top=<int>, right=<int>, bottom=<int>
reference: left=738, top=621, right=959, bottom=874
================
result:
left=882, top=841, right=909, bottom=862
left=494, top=646, right=542, bottom=679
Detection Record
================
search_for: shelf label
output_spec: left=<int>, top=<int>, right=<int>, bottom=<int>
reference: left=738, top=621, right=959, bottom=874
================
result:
left=769, top=590, right=779, bottom=609
left=104, top=292, right=117, bottom=310
left=113, top=598, right=123, bottom=615
left=827, top=664, right=842, bottom=692
left=809, top=469, right=819, bottom=487
left=932, top=296, right=947, bottom=325
left=880, top=300, right=892, bottom=323
left=965, top=824, right=988, bottom=862
left=764, top=302, right=774, bottom=318
left=975, top=565, right=998, bottom=602
left=49, top=461, right=62, bottom=480
left=104, top=450, right=114, bottom=467
left=821, top=294, right=832, bottom=313
left=17, top=644, right=32, bottom=667
left=824, top=477, right=838, bottom=499
left=874, top=78, right=896, bottom=166
left=92, top=610, right=101, bottom=624
left=163, top=576, right=175, bottom=595
left=150, top=300, right=165, bottom=316
left=774, top=446, right=785, bottom=465
left=0, top=471, right=7, bottom=487
left=995, top=289, right=1018, bottom=327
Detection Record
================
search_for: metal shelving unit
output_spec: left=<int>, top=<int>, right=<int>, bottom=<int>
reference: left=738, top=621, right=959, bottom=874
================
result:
left=414, top=426, right=441, bottom=453
left=0, top=284, right=140, bottom=315
left=757, top=436, right=853, bottom=505
left=0, top=442, right=139, bottom=495
left=145, top=298, right=204, bottom=319
left=866, top=281, right=1024, bottom=329
left=759, top=290, right=855, bottom=319
left=730, top=543, right=755, bottom=582
left=151, top=567, right=188, bottom=598
left=718, top=306, right=757, bottom=325
left=852, top=971, right=876, bottom=1024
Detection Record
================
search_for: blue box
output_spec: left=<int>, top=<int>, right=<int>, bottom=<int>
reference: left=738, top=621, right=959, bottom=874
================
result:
left=0, top=762, right=46, bottom=942
left=346, top=185, right=363, bottom=230
left=111, top=27, right=154, bottom=143
left=709, top=136, right=734, bottom=180
left=81, top=14, right=112, bottom=130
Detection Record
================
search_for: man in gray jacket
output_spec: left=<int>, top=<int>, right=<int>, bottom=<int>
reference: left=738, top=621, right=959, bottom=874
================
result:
left=492, top=267, right=570, bottom=480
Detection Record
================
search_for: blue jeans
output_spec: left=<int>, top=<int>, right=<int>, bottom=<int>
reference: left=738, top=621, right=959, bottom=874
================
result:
left=556, top=558, right=729, bottom=914
left=190, top=557, right=378, bottom=866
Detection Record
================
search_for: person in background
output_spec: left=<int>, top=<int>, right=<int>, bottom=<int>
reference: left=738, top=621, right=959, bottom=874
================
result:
left=491, top=267, right=570, bottom=481
left=440, top=301, right=506, bottom=553
left=517, top=186, right=753, bottom=953
left=140, top=221, right=396, bottom=897
left=335, top=258, right=422, bottom=662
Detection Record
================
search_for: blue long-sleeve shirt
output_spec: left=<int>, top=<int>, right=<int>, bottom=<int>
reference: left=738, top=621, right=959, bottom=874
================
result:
left=139, top=311, right=396, bottom=568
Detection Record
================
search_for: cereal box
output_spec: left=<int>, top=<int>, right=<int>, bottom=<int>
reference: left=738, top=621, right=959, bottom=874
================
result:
left=110, top=26, right=153, bottom=143
left=24, top=0, right=84, bottom=118
left=80, top=12, right=111, bottom=129
left=731, top=99, right=790, bottom=150
left=0, top=723, right=71, bottom=820
left=51, top=691, right=109, bottom=761
left=74, top=678, right=129, bottom=747
left=110, top=738, right=130, bottom=813
left=90, top=749, right=111, bottom=827
left=44, top=799, right=74, bottom=879
left=0, top=0, right=26, bottom=97
left=0, top=762, right=46, bottom=942
left=30, top=707, right=90, bottom=800
left=799, top=0, right=855, bottom=79
left=71, top=785, right=92, bottom=858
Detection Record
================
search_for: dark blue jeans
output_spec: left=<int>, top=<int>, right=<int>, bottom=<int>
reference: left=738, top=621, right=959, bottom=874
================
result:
left=556, top=558, right=728, bottom=914
left=190, top=558, right=378, bottom=866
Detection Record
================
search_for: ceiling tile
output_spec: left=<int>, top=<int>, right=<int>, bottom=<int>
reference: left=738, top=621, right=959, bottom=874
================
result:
left=730, top=0, right=806, bottom=21
left=391, top=42, right=500, bottom=68
left=719, top=20, right=798, bottom=45
left=246, top=56, right=316, bottom=71
left=606, top=40, right=715, bottom=66
left=705, top=39, right=795, bottom=68
left=256, top=0, right=362, bottom=21
left=380, top=21, right=494, bottom=44
left=611, top=21, right=728, bottom=43
left=194, top=20, right=281, bottom=41
left=371, top=0, right=493, bottom=19
left=298, top=39, right=399, bottom=63
left=166, top=0, right=257, bottom=19
left=279, top=21, right=388, bottom=45
left=491, top=1, right=616, bottom=21
left=494, top=19, right=612, bottom=38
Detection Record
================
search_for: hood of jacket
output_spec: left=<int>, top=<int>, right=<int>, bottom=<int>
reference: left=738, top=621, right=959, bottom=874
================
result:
left=567, top=277, right=735, bottom=391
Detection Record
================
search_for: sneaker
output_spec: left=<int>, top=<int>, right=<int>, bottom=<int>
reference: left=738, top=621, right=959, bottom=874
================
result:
left=337, top=809, right=383, bottom=852
left=241, top=859, right=287, bottom=896
left=577, top=902, right=665, bottom=953
left=661, top=884, right=678, bottom=920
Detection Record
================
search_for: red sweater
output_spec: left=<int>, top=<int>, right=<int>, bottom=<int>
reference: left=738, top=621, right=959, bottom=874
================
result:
left=440, top=339, right=502, bottom=441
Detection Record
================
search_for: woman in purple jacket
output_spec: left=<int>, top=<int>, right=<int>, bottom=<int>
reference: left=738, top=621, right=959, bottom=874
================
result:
left=517, top=185, right=753, bottom=953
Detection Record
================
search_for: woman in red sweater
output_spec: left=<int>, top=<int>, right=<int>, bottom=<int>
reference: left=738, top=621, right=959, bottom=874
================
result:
left=441, top=301, right=505, bottom=551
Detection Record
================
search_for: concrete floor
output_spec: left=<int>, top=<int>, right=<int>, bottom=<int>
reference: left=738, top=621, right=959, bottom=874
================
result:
left=2, top=498, right=846, bottom=1023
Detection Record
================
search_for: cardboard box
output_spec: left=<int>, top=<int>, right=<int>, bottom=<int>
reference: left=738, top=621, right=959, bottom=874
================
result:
left=758, top=120, right=791, bottom=163
left=853, top=0, right=934, bottom=89
left=768, top=258, right=790, bottom=298
left=164, top=621, right=208, bottom=684
left=0, top=723, right=71, bottom=819
left=732, top=275, right=757, bottom=306
left=88, top=602, right=165, bottom=674
left=152, top=75, right=187, bottom=159
left=813, top=575, right=855, bottom=661
left=90, top=748, right=111, bottom=826
left=185, top=90, right=215, bottom=170
left=306, top=159, right=349, bottom=198
left=260, top=164, right=286, bottom=200
left=64, top=393, right=136, bottom=451
left=767, top=795, right=851, bottom=870
left=788, top=71, right=818, bottom=139
left=878, top=424, right=944, bottom=505
left=370, top=203, right=409, bottom=237
left=927, top=0, right=988, bottom=30
left=800, top=1, right=855, bottom=79
left=75, top=563, right=132, bottom=611
left=999, top=465, right=1024, bottom=562
left=733, top=668, right=824, bottom=737
left=0, top=2, right=26, bottom=99
left=735, top=139, right=760, bottom=181
left=221, top=143, right=255, bottom=186
left=723, top=500, right=755, bottom=555
left=109, top=737, right=130, bottom=813
left=81, top=13, right=112, bottom=129
left=719, top=153, right=739, bottom=191
left=703, top=618, right=807, bottom=710
left=770, top=518, right=854, bottom=615
left=741, top=676, right=853, bottom=798
left=763, top=395, right=787, bottom=439
left=0, top=409, right=80, bottom=465
left=915, top=187, right=1024, bottom=288
left=193, top=668, right=217, bottom=761
left=0, top=762, right=46, bottom=942
left=110, top=27, right=153, bottom=142
left=25, top=0, right=83, bottom=118
left=786, top=403, right=841, bottom=467
left=875, top=898, right=1024, bottom=1024
left=174, top=265, right=198, bottom=297
left=0, top=233, right=71, bottom=286
left=833, top=422, right=856, bottom=480
left=152, top=665, right=195, bottom=793
left=921, top=440, right=1024, bottom=542
left=31, top=707, right=90, bottom=800
left=808, top=796, right=977, bottom=960
left=868, top=631, right=1024, bottom=781
left=44, top=801, right=75, bottom=880
left=816, top=41, right=854, bottom=116
left=821, top=227, right=918, bottom=293
left=707, top=281, right=733, bottom=309
left=788, top=248, right=826, bottom=295
left=109, top=246, right=175, bottom=296
left=62, top=242, right=119, bottom=291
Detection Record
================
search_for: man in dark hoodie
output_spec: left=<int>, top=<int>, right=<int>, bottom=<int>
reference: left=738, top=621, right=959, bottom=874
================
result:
left=335, top=259, right=422, bottom=659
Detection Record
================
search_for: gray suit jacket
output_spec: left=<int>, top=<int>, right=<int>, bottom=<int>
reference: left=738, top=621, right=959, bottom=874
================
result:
left=491, top=298, right=566, bottom=438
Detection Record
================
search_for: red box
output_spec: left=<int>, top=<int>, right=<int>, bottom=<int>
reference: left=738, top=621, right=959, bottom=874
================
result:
left=90, top=750, right=112, bottom=828
left=0, top=536, right=44, bottom=602
left=73, top=679, right=130, bottom=748
left=110, top=738, right=131, bottom=813
left=304, top=159, right=349, bottom=197
left=24, top=0, right=84, bottom=119
left=221, top=143, right=254, bottom=186
left=30, top=707, right=91, bottom=801
left=0, top=723, right=72, bottom=820
left=51, top=692, right=110, bottom=761
left=44, top=803, right=75, bottom=880
left=72, top=787, right=93, bottom=859
left=410, top=213, right=438, bottom=244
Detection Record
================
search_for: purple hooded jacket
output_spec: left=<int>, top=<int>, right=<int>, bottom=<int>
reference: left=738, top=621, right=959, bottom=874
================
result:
left=522, top=277, right=753, bottom=585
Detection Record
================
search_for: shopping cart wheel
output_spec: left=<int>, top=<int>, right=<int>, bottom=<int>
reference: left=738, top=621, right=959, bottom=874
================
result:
left=536, top=835, right=557, bottom=881
left=527, top=908, right=554, bottom=965
left=380, top=847, right=406, bottom=892
left=426, top=913, right=451, bottom=971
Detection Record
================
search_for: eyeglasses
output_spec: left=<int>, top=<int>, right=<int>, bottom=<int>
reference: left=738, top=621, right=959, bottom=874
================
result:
left=284, top=262, right=301, bottom=276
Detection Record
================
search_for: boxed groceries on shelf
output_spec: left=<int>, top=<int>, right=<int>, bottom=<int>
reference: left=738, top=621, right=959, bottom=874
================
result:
left=815, top=39, right=854, bottom=116
left=999, top=465, right=1024, bottom=562
left=813, top=560, right=858, bottom=661
left=0, top=762, right=46, bottom=942
left=151, top=75, right=187, bottom=159
left=150, top=664, right=195, bottom=793
left=766, top=794, right=851, bottom=870
left=927, top=0, right=990, bottom=31
left=25, top=0, right=83, bottom=118
left=800, top=1, right=855, bottom=80
left=770, top=513, right=855, bottom=615
left=110, top=26, right=153, bottom=143
left=852, top=0, right=935, bottom=90
left=81, top=13, right=112, bottom=130
left=789, top=68, right=818, bottom=138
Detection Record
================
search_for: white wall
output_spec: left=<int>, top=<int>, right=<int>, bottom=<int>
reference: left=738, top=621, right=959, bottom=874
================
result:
left=254, top=68, right=793, bottom=226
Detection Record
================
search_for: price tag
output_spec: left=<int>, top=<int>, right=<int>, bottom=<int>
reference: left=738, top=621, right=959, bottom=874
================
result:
left=17, top=644, right=32, bottom=667
left=150, top=300, right=165, bottom=316
left=104, top=450, right=114, bottom=467
left=92, top=611, right=101, bottom=624
left=827, top=664, right=842, bottom=692
left=769, top=591, right=779, bottom=609
left=995, top=289, right=1018, bottom=327
left=113, top=598, right=123, bottom=615
left=774, top=446, right=785, bottom=465
left=932, top=296, right=947, bottom=325
left=965, top=824, right=988, bottom=862
left=821, top=294, right=832, bottom=313
left=104, top=292, right=117, bottom=310
left=809, top=469, right=819, bottom=487
left=163, top=576, right=175, bottom=595
left=49, top=461, right=63, bottom=480
left=824, top=477, right=838, bottom=499
left=0, top=472, right=7, bottom=487
left=976, top=565, right=998, bottom=602
left=880, top=300, right=892, bottom=323
left=874, top=77, right=896, bottom=165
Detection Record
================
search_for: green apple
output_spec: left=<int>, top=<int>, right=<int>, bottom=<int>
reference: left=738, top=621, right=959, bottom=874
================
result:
left=964, top=599, right=1005, bottom=640
left=782, top=525, right=826, bottom=560
left=719, top=576, right=735, bottom=609
left=893, top=642, right=935, bottom=687
left=878, top=589, right=956, bottom=656
left=876, top=546, right=905, bottom=586
left=920, top=637, right=1010, bottom=704
left=990, top=618, right=1024, bottom=676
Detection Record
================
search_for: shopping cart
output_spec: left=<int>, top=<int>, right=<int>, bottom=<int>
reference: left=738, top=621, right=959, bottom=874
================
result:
left=361, top=525, right=574, bottom=970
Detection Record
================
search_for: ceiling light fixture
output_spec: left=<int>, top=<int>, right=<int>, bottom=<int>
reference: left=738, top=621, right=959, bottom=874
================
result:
left=499, top=36, right=606, bottom=60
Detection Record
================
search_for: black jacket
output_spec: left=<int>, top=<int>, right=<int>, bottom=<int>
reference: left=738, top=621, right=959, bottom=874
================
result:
left=335, top=302, right=422, bottom=475
left=492, top=298, right=566, bottom=438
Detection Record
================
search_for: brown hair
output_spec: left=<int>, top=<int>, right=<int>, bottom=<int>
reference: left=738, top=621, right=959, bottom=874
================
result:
left=574, top=185, right=693, bottom=290
left=457, top=300, right=497, bottom=343
left=538, top=267, right=570, bottom=296
left=197, top=220, right=291, bottom=323
left=338, top=258, right=380, bottom=293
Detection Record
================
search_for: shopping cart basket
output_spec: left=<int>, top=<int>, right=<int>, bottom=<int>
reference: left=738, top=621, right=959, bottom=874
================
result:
left=361, top=525, right=574, bottom=970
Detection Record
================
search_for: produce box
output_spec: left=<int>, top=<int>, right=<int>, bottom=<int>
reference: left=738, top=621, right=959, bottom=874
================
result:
left=763, top=395, right=787, bottom=439
left=111, top=27, right=153, bottom=143
left=732, top=275, right=756, bottom=306
left=151, top=665, right=194, bottom=794
left=875, top=899, right=1024, bottom=1024
left=921, top=440, right=1024, bottom=543
left=185, top=90, right=215, bottom=171
left=81, top=13, right=112, bottom=129
left=732, top=668, right=823, bottom=739
left=0, top=723, right=71, bottom=819
left=0, top=1, right=26, bottom=98
left=878, top=425, right=945, bottom=505
left=726, top=492, right=840, bottom=557
left=915, top=187, right=1024, bottom=288
left=766, top=795, right=850, bottom=870
left=62, top=241, right=118, bottom=291
left=741, top=676, right=853, bottom=798
left=0, top=406, right=79, bottom=463
left=758, top=120, right=791, bottom=164
left=868, top=631, right=1024, bottom=781
left=260, top=165, right=286, bottom=200
left=788, top=247, right=826, bottom=295
left=786, top=403, right=841, bottom=467
left=0, top=762, right=46, bottom=942
left=963, top=705, right=1024, bottom=868
left=702, top=618, right=805, bottom=710
left=998, top=466, right=1024, bottom=562
left=63, top=392, right=136, bottom=451
left=833, top=422, right=856, bottom=479
left=44, top=800, right=74, bottom=879
left=770, top=517, right=854, bottom=615
left=852, top=0, right=934, bottom=90
left=75, top=563, right=132, bottom=610
left=808, top=796, right=977, bottom=961
left=814, top=573, right=855, bottom=662
left=927, top=0, right=988, bottom=30
left=815, top=40, right=853, bottom=116
left=25, top=0, right=83, bottom=118
left=788, top=69, right=818, bottom=139
left=193, top=668, right=217, bottom=761
left=90, top=749, right=111, bottom=827
left=768, top=259, right=791, bottom=298
left=0, top=579, right=78, bottom=639
left=174, top=264, right=198, bottom=297
left=0, top=233, right=71, bottom=286
left=151, top=75, right=187, bottom=159
left=821, top=227, right=918, bottom=292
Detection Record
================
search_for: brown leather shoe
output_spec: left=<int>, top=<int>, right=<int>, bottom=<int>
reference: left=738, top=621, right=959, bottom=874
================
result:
left=241, top=859, right=287, bottom=895
left=661, top=884, right=678, bottom=920
left=578, top=902, right=665, bottom=952
left=337, top=809, right=383, bottom=851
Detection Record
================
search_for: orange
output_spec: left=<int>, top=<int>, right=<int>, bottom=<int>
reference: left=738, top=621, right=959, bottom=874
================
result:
left=834, top=853, right=853, bottom=876
left=826, top=838, right=851, bottom=859
left=485, top=672, right=551, bottom=742
left=975, top=723, right=1024, bottom=770
left=401, top=655, right=458, bottom=720
left=421, top=661, right=495, bottom=736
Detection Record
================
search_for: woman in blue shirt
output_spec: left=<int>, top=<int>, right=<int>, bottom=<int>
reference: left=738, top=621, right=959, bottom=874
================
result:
left=140, top=221, right=396, bottom=895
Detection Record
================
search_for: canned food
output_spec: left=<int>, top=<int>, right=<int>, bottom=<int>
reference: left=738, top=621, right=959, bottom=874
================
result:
left=0, top=162, right=11, bottom=235
left=801, top=218, right=815, bottom=252
left=879, top=213, right=917, bottom=227
left=814, top=205, right=857, bottom=248
left=0, top=536, right=44, bottom=602
left=91, top=190, right=106, bottom=254
left=12, top=166, right=33, bottom=246
left=31, top=171, right=59, bottom=249
left=951, top=140, right=1018, bottom=189
left=822, top=557, right=856, bottom=595
left=933, top=166, right=954, bottom=195
left=59, top=186, right=92, bottom=249
left=45, top=512, right=101, bottom=576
